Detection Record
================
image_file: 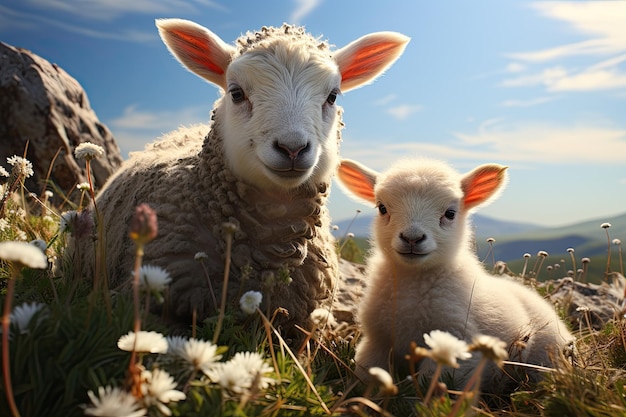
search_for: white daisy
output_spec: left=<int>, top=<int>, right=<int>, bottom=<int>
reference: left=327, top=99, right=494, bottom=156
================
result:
left=0, top=241, right=48, bottom=269
left=166, top=337, right=222, bottom=375
left=423, top=330, right=471, bottom=368
left=84, top=385, right=146, bottom=417
left=6, top=155, right=34, bottom=178
left=0, top=165, right=8, bottom=177
left=239, top=290, right=262, bottom=314
left=77, top=182, right=91, bottom=191
left=368, top=367, right=397, bottom=396
left=469, top=334, right=509, bottom=368
left=138, top=265, right=171, bottom=292
left=74, top=142, right=104, bottom=160
left=117, top=331, right=168, bottom=354
left=11, top=302, right=46, bottom=334
left=140, top=368, right=185, bottom=416
left=208, top=351, right=276, bottom=394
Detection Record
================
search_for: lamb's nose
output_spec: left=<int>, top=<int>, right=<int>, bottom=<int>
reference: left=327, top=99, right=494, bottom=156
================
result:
left=400, top=232, right=426, bottom=245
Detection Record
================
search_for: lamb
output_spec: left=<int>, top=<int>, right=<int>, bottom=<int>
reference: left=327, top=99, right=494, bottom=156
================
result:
left=76, top=19, right=409, bottom=331
left=337, top=157, right=574, bottom=395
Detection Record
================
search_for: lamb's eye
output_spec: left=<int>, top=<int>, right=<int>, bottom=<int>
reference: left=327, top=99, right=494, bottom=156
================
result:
left=378, top=204, right=387, bottom=215
left=326, top=89, right=338, bottom=105
left=444, top=209, right=456, bottom=220
left=229, top=86, right=246, bottom=103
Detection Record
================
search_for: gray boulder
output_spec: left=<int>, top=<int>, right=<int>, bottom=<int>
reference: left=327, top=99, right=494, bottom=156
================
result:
left=0, top=41, right=122, bottom=197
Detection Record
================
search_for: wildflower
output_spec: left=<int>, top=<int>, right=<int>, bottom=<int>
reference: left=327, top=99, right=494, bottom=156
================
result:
left=74, top=142, right=104, bottom=161
left=77, top=182, right=91, bottom=191
left=423, top=330, right=471, bottom=368
left=0, top=241, right=48, bottom=269
left=129, top=204, right=158, bottom=245
left=7, top=155, right=34, bottom=178
left=167, top=337, right=222, bottom=375
left=523, top=253, right=531, bottom=259
left=138, top=265, right=171, bottom=292
left=83, top=385, right=146, bottom=417
left=208, top=351, right=276, bottom=394
left=0, top=165, right=8, bottom=177
left=310, top=308, right=336, bottom=327
left=29, top=239, right=47, bottom=252
left=44, top=190, right=54, bottom=198
left=347, top=232, right=355, bottom=238
left=194, top=251, right=208, bottom=261
left=537, top=250, right=549, bottom=257
left=59, top=211, right=78, bottom=233
left=140, top=368, right=185, bottom=416
left=567, top=247, right=574, bottom=253
left=486, top=237, right=495, bottom=243
left=10, top=302, right=46, bottom=335
left=576, top=306, right=590, bottom=313
left=369, top=367, right=398, bottom=396
left=117, top=331, right=168, bottom=354
left=332, top=225, right=339, bottom=231
left=469, top=334, right=508, bottom=368
left=0, top=218, right=9, bottom=232
left=222, top=221, right=238, bottom=234
left=601, top=222, right=611, bottom=229
left=239, top=290, right=262, bottom=314
left=613, top=239, right=622, bottom=245
left=581, top=257, right=590, bottom=264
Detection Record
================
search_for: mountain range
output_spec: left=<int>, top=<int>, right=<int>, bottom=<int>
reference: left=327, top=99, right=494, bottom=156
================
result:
left=331, top=211, right=626, bottom=264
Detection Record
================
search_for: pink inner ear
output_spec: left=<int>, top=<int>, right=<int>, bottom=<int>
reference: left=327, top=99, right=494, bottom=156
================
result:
left=341, top=41, right=404, bottom=83
left=463, top=169, right=503, bottom=208
left=339, top=165, right=376, bottom=202
left=170, top=29, right=225, bottom=75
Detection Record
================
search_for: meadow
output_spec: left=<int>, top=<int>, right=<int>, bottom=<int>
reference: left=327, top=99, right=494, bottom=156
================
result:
left=1, top=149, right=626, bottom=417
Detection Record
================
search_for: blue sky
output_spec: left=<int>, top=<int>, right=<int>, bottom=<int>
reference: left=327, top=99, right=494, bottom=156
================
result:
left=2, top=1, right=626, bottom=227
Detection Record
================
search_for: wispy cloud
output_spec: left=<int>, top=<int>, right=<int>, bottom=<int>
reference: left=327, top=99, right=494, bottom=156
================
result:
left=108, top=105, right=210, bottom=156
left=502, top=2, right=626, bottom=93
left=342, top=119, right=626, bottom=170
left=290, top=0, right=322, bottom=25
left=386, top=105, right=422, bottom=120
left=501, top=96, right=558, bottom=108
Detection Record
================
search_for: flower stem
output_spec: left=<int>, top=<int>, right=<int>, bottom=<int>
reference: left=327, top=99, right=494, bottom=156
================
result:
left=423, top=363, right=442, bottom=404
left=213, top=228, right=233, bottom=345
left=2, top=274, right=22, bottom=417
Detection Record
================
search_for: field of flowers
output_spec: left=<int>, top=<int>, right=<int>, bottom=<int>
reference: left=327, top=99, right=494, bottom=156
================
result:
left=1, top=145, right=626, bottom=416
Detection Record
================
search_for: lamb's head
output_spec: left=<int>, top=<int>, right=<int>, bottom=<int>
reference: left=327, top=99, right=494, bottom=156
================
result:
left=156, top=19, right=410, bottom=191
left=338, top=158, right=508, bottom=269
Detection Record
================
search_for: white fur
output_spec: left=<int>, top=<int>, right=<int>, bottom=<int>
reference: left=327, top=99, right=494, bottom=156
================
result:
left=337, top=157, right=574, bottom=394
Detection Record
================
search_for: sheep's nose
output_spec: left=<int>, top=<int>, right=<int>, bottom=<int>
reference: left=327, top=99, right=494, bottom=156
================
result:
left=274, top=141, right=309, bottom=161
left=400, top=232, right=426, bottom=245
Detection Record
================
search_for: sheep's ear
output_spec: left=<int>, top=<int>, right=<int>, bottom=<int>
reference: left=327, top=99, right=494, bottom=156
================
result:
left=334, top=32, right=410, bottom=92
left=461, top=164, right=508, bottom=211
left=337, top=159, right=378, bottom=204
left=156, top=19, right=236, bottom=90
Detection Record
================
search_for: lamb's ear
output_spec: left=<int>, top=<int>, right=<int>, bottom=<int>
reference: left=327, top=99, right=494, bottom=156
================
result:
left=337, top=159, right=378, bottom=204
left=334, top=32, right=410, bottom=92
left=156, top=18, right=236, bottom=90
left=461, top=164, right=508, bottom=211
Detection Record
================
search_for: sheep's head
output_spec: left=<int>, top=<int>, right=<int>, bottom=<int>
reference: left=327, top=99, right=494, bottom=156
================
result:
left=338, top=158, right=508, bottom=269
left=156, top=19, right=410, bottom=191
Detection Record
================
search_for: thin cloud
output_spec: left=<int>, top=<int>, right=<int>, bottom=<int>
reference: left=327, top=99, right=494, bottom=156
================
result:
left=387, top=105, right=422, bottom=120
left=501, top=96, right=558, bottom=107
left=110, top=105, right=209, bottom=131
left=342, top=120, right=626, bottom=169
left=290, top=0, right=322, bottom=24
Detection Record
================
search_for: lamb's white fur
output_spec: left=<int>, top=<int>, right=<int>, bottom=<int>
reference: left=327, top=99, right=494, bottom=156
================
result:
left=77, top=20, right=409, bottom=331
left=337, top=157, right=574, bottom=394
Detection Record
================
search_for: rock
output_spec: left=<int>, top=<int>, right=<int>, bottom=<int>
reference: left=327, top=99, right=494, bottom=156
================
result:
left=332, top=259, right=367, bottom=326
left=0, top=41, right=122, bottom=197
left=547, top=273, right=625, bottom=330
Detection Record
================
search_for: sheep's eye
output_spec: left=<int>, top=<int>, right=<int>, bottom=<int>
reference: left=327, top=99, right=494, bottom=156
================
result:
left=229, top=86, right=246, bottom=103
left=378, top=204, right=387, bottom=215
left=326, top=89, right=338, bottom=105
left=444, top=209, right=456, bottom=220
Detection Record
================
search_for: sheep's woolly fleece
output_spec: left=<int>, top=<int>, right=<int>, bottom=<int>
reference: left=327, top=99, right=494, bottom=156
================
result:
left=75, top=24, right=350, bottom=331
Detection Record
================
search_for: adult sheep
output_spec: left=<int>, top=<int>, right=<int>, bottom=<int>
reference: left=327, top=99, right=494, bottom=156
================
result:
left=337, top=157, right=574, bottom=396
left=79, top=19, right=409, bottom=331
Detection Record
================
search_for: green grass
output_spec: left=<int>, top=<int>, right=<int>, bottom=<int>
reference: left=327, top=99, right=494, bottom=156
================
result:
left=2, top=154, right=626, bottom=417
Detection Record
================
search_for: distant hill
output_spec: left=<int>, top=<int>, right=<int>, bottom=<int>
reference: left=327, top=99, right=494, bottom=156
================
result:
left=331, top=211, right=626, bottom=264
left=331, top=212, right=541, bottom=241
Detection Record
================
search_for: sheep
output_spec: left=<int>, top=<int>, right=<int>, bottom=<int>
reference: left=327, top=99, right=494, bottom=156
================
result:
left=75, top=19, right=410, bottom=332
left=337, top=157, right=574, bottom=395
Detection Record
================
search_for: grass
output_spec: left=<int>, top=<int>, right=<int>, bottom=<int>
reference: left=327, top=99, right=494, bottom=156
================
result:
left=2, top=151, right=626, bottom=416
